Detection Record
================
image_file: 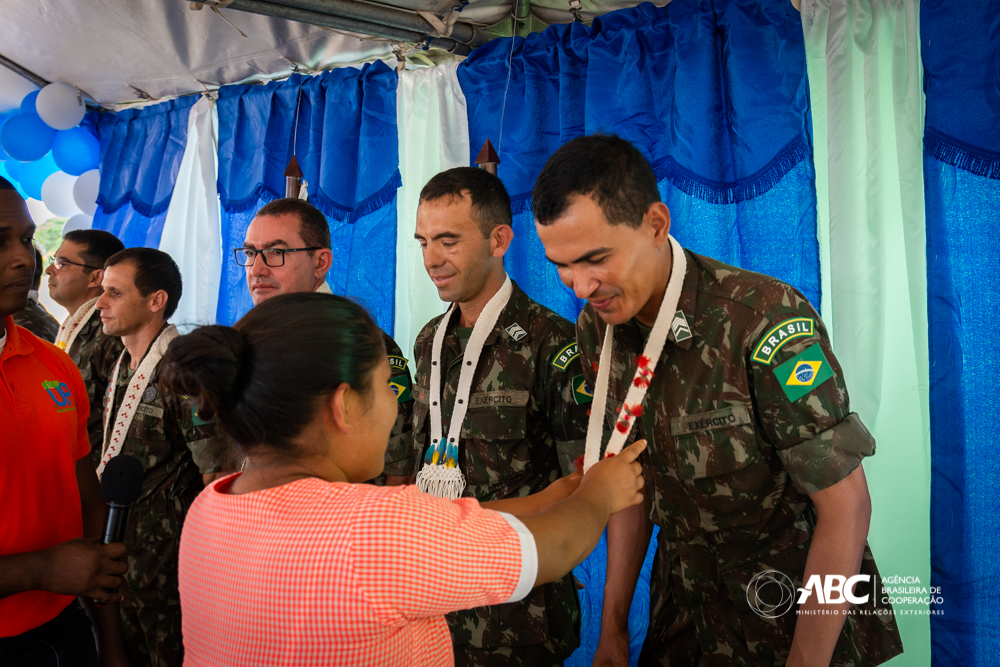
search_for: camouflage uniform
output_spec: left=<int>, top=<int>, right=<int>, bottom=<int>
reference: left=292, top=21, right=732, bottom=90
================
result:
left=577, top=249, right=904, bottom=667
left=104, top=352, right=228, bottom=667
left=401, top=280, right=591, bottom=666
left=371, top=330, right=415, bottom=484
left=61, top=309, right=124, bottom=466
left=13, top=294, right=59, bottom=343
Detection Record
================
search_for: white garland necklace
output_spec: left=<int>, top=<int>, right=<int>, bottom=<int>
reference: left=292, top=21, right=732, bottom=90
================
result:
left=98, top=324, right=180, bottom=478
left=583, top=235, right=686, bottom=472
left=416, top=275, right=513, bottom=500
left=55, top=297, right=100, bottom=352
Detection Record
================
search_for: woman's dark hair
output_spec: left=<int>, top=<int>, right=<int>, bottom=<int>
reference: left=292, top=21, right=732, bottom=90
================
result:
left=160, top=292, right=386, bottom=452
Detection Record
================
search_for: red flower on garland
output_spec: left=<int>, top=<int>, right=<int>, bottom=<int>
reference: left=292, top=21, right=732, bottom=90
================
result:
left=633, top=376, right=650, bottom=389
left=637, top=355, right=651, bottom=368
left=574, top=454, right=585, bottom=472
left=616, top=421, right=629, bottom=434
left=592, top=361, right=599, bottom=371
left=604, top=452, right=616, bottom=459
left=626, top=403, right=644, bottom=417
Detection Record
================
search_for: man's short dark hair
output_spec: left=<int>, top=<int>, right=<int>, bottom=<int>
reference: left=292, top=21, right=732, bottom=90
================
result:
left=31, top=249, right=43, bottom=290
left=419, top=167, right=512, bottom=238
left=0, top=176, right=14, bottom=191
left=63, top=229, right=125, bottom=272
left=105, top=248, right=183, bottom=320
left=255, top=198, right=331, bottom=250
left=533, top=135, right=661, bottom=228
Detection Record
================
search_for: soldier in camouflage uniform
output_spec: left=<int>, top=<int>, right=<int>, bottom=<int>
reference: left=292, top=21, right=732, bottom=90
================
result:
left=399, top=167, right=590, bottom=666
left=45, top=229, right=126, bottom=465
left=96, top=248, right=229, bottom=667
left=238, top=198, right=412, bottom=478
left=533, top=136, right=904, bottom=667
left=13, top=249, right=59, bottom=342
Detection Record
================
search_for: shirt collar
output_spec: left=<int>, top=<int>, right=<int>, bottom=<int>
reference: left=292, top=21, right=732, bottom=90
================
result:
left=443, top=277, right=529, bottom=350
left=0, top=315, right=34, bottom=362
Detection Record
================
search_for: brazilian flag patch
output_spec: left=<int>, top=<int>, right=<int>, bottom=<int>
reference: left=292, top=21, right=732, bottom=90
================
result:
left=389, top=373, right=412, bottom=403
left=572, top=374, right=593, bottom=405
left=190, top=403, right=216, bottom=426
left=552, top=342, right=580, bottom=371
left=773, top=343, right=834, bottom=402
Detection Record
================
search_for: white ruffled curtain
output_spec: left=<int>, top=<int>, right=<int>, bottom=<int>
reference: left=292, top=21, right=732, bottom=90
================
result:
left=802, top=0, right=930, bottom=663
left=394, top=62, right=466, bottom=356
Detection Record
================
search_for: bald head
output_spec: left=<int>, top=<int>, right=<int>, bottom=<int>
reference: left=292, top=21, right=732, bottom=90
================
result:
left=0, top=179, right=35, bottom=318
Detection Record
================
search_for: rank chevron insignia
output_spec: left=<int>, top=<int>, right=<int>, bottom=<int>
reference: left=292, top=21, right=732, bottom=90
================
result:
left=671, top=311, right=692, bottom=343
left=505, top=323, right=527, bottom=342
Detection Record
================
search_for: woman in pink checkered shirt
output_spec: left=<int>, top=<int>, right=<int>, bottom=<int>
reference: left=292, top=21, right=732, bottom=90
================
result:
left=161, top=292, right=644, bottom=667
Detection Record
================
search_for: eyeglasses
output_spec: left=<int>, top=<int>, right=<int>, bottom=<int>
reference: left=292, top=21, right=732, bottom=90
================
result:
left=49, top=256, right=102, bottom=271
left=233, top=247, right=321, bottom=267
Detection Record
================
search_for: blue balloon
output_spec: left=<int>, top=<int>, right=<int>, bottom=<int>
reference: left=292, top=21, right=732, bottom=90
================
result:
left=0, top=114, right=10, bottom=160
left=20, top=90, right=39, bottom=114
left=0, top=113, right=57, bottom=162
left=52, top=127, right=100, bottom=176
left=3, top=158, right=22, bottom=181
left=0, top=161, right=28, bottom=198
left=18, top=153, right=59, bottom=200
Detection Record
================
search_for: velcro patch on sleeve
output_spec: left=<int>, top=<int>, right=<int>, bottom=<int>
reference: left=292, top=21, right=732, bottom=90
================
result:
left=388, top=355, right=409, bottom=373
left=773, top=343, right=834, bottom=402
left=572, top=374, right=593, bottom=405
left=552, top=342, right=580, bottom=371
left=752, top=317, right=815, bottom=364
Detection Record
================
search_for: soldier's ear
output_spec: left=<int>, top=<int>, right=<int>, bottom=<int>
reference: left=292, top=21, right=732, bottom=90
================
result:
left=491, top=224, right=514, bottom=258
left=644, top=202, right=671, bottom=246
left=88, top=268, right=105, bottom=289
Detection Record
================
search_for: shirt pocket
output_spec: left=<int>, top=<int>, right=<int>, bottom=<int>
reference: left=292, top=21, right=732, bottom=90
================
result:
left=460, top=390, right=529, bottom=488
left=670, top=404, right=759, bottom=479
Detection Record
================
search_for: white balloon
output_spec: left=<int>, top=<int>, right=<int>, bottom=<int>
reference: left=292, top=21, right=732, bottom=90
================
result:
left=41, top=171, right=82, bottom=218
left=73, top=169, right=100, bottom=216
left=62, top=213, right=93, bottom=235
left=37, top=83, right=86, bottom=130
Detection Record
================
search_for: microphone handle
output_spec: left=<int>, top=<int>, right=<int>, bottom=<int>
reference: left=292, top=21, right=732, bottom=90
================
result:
left=94, top=501, right=131, bottom=605
left=102, top=501, right=131, bottom=545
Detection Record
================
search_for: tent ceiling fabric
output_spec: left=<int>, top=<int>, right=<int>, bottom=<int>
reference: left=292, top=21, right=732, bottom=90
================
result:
left=0, top=0, right=667, bottom=109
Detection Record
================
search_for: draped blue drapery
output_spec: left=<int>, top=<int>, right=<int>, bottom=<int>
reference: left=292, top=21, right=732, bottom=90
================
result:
left=458, top=2, right=818, bottom=664
left=215, top=61, right=400, bottom=330
left=458, top=0, right=819, bottom=325
left=923, top=2, right=1000, bottom=665
left=90, top=96, right=197, bottom=249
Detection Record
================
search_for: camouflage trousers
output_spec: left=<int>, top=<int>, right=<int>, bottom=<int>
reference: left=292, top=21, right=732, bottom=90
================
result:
left=639, top=533, right=903, bottom=667
left=119, top=598, right=183, bottom=667
left=452, top=639, right=567, bottom=667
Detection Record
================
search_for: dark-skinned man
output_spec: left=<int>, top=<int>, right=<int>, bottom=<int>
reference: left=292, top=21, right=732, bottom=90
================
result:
left=395, top=167, right=591, bottom=666
left=236, top=197, right=413, bottom=480
left=533, top=135, right=904, bottom=667
left=0, top=176, right=129, bottom=666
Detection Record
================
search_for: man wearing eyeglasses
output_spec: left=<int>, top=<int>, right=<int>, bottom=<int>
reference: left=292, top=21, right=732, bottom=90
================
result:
left=237, top=198, right=414, bottom=481
left=13, top=248, right=60, bottom=342
left=45, top=229, right=126, bottom=465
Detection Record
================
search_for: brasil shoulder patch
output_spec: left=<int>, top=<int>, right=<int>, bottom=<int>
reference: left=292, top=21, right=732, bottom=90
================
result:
left=572, top=374, right=593, bottom=405
left=773, top=343, right=834, bottom=402
left=388, top=355, right=409, bottom=374
left=752, top=317, right=815, bottom=364
left=552, top=342, right=580, bottom=371
left=389, top=373, right=412, bottom=403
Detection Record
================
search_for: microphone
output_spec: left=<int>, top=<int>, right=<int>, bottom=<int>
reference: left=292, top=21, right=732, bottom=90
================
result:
left=93, top=455, right=144, bottom=604
left=100, top=454, right=144, bottom=545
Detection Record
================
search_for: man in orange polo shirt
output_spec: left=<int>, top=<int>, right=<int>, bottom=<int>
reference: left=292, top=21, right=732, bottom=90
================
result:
left=0, top=177, right=129, bottom=665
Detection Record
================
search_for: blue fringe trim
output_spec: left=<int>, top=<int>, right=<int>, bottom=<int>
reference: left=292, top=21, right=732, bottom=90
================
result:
left=651, top=135, right=812, bottom=205
left=925, top=127, right=1000, bottom=180
left=309, top=171, right=402, bottom=223
left=504, top=135, right=811, bottom=214
left=97, top=192, right=174, bottom=218
left=219, top=183, right=281, bottom=214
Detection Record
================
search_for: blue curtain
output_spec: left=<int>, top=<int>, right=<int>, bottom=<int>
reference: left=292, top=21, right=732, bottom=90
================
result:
left=458, top=2, right=818, bottom=664
left=923, top=2, right=1000, bottom=665
left=90, top=96, right=197, bottom=249
left=458, top=0, right=819, bottom=325
left=215, top=61, right=400, bottom=330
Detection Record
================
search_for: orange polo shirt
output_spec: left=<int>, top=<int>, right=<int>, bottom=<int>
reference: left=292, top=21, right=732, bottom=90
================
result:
left=0, top=316, right=91, bottom=637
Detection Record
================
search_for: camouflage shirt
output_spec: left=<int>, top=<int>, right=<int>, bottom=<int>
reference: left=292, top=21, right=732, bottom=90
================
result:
left=63, top=309, right=124, bottom=466
left=104, top=350, right=228, bottom=607
left=406, top=280, right=589, bottom=657
left=13, top=295, right=59, bottom=343
left=375, top=331, right=415, bottom=481
left=578, top=249, right=903, bottom=666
